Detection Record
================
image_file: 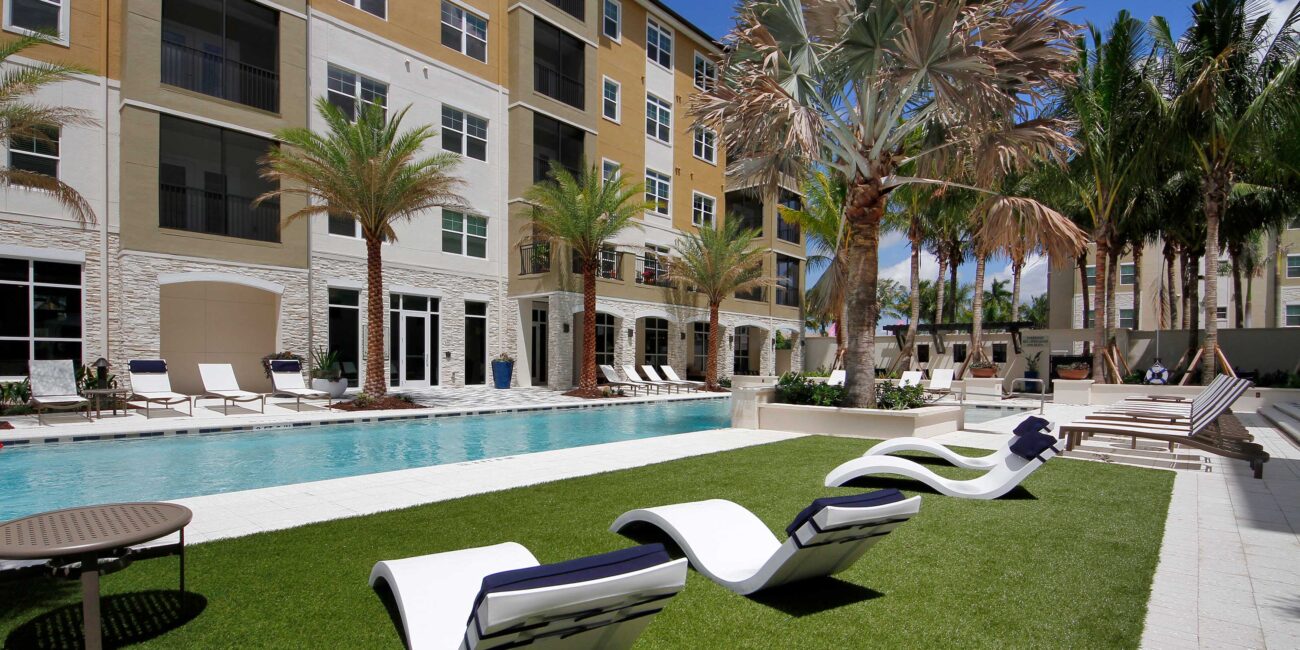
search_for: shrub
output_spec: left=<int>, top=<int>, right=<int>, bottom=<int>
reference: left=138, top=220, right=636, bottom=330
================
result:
left=803, top=367, right=831, bottom=377
left=718, top=377, right=732, bottom=388
left=775, top=372, right=844, bottom=406
left=875, top=383, right=927, bottom=410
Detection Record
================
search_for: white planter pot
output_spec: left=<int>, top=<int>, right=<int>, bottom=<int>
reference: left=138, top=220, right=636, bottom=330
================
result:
left=312, top=378, right=348, bottom=398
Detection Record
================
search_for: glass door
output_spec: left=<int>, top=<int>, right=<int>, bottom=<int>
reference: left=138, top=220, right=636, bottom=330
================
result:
left=530, top=306, right=547, bottom=384
left=402, top=312, right=428, bottom=386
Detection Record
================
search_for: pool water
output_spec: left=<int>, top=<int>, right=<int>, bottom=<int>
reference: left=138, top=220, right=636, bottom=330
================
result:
left=0, top=399, right=730, bottom=521
left=962, top=405, right=1033, bottom=424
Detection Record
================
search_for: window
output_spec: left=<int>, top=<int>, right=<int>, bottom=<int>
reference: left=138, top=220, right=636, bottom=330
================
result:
left=1119, top=308, right=1135, bottom=328
left=728, top=191, right=763, bottom=235
left=602, top=0, right=620, bottom=40
left=602, top=159, right=620, bottom=183
left=646, top=169, right=670, bottom=216
left=647, top=18, right=672, bottom=68
left=6, top=0, right=67, bottom=40
left=326, top=65, right=387, bottom=121
left=534, top=20, right=584, bottom=109
left=646, top=93, right=671, bottom=143
left=9, top=126, right=59, bottom=177
left=639, top=243, right=669, bottom=286
left=1286, top=304, right=1300, bottom=327
left=158, top=114, right=280, bottom=242
left=545, top=0, right=583, bottom=20
left=161, top=0, right=280, bottom=112
left=1084, top=309, right=1095, bottom=328
left=441, top=106, right=488, bottom=161
left=917, top=344, right=929, bottom=364
left=328, top=212, right=358, bottom=237
left=1216, top=305, right=1228, bottom=320
left=777, top=190, right=801, bottom=242
left=952, top=343, right=967, bottom=363
left=595, top=313, right=616, bottom=368
left=692, top=193, right=715, bottom=227
left=643, top=317, right=668, bottom=366
left=442, top=211, right=487, bottom=258
left=339, top=0, right=385, bottom=19
left=776, top=254, right=799, bottom=307
left=692, top=322, right=709, bottom=376
left=1287, top=254, right=1300, bottom=278
left=602, top=77, right=620, bottom=122
left=992, top=343, right=1007, bottom=363
left=1120, top=262, right=1136, bottom=285
left=441, top=2, right=487, bottom=62
left=693, top=52, right=716, bottom=91
left=0, top=257, right=82, bottom=379
left=1289, top=215, right=1300, bottom=229
left=532, top=114, right=584, bottom=183
left=328, top=288, right=361, bottom=385
left=693, top=127, right=716, bottom=163
left=1085, top=265, right=1096, bottom=287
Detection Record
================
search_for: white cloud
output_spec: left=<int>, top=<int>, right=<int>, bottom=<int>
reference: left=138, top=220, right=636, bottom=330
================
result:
left=880, top=249, right=940, bottom=286
left=1266, top=0, right=1293, bottom=36
left=989, top=253, right=1049, bottom=303
left=879, top=230, right=906, bottom=250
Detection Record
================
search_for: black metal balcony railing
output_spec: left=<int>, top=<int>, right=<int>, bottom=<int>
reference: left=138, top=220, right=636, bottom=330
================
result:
left=635, top=257, right=672, bottom=287
left=519, top=242, right=552, bottom=275
left=736, top=287, right=766, bottom=302
left=159, top=184, right=280, bottom=243
left=545, top=0, right=584, bottom=19
left=775, top=287, right=799, bottom=307
left=162, top=40, right=279, bottom=113
left=534, top=62, right=584, bottom=109
left=572, top=250, right=623, bottom=280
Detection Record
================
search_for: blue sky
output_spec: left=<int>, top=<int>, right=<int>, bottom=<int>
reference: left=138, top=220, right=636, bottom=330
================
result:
left=662, top=0, right=1292, bottom=318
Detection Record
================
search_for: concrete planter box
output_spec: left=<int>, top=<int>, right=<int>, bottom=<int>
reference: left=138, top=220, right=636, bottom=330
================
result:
left=1052, top=379, right=1094, bottom=405
left=754, top=401, right=962, bottom=438
left=731, top=375, right=780, bottom=389
left=962, top=377, right=1004, bottom=401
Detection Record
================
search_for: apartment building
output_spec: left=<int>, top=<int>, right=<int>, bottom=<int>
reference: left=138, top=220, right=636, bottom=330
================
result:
left=0, top=0, right=801, bottom=392
left=1047, top=225, right=1300, bottom=332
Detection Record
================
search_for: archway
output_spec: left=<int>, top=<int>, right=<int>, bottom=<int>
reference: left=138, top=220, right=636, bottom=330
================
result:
left=572, top=310, right=618, bottom=386
left=159, top=280, right=279, bottom=394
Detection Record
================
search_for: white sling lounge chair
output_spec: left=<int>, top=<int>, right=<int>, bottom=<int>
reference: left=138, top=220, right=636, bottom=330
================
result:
left=624, top=364, right=677, bottom=393
left=198, top=363, right=265, bottom=414
left=898, top=371, right=923, bottom=387
left=369, top=542, right=687, bottom=649
left=600, top=364, right=652, bottom=395
left=864, top=416, right=1054, bottom=471
left=826, top=370, right=846, bottom=386
left=610, top=489, right=921, bottom=595
left=269, top=359, right=332, bottom=409
left=825, top=418, right=1064, bottom=500
left=29, top=360, right=91, bottom=425
left=926, top=369, right=954, bottom=398
left=127, top=359, right=193, bottom=417
left=660, top=367, right=703, bottom=388
left=642, top=365, right=696, bottom=391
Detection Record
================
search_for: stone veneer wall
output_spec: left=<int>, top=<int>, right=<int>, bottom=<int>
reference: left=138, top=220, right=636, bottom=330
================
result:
left=1281, top=286, right=1300, bottom=327
left=311, top=254, right=516, bottom=388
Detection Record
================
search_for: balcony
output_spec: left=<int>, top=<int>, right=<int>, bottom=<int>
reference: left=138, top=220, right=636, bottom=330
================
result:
left=735, top=287, right=767, bottom=302
left=534, top=62, right=584, bottom=109
left=635, top=256, right=672, bottom=287
left=519, top=242, right=552, bottom=275
left=162, top=40, right=279, bottom=113
left=572, top=249, right=623, bottom=280
left=159, top=184, right=280, bottom=242
left=545, top=0, right=584, bottom=20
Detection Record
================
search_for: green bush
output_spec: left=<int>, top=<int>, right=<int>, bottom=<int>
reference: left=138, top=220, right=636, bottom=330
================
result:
left=775, top=372, right=844, bottom=406
left=803, top=367, right=831, bottom=377
left=875, top=382, right=927, bottom=410
left=718, top=377, right=732, bottom=388
left=0, top=380, right=30, bottom=408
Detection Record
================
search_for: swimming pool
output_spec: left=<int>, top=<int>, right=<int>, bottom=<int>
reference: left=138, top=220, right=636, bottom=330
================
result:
left=0, top=399, right=730, bottom=521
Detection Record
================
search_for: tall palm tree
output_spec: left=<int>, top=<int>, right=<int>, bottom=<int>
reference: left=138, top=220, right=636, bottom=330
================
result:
left=1151, top=0, right=1300, bottom=381
left=258, top=98, right=466, bottom=397
left=0, top=34, right=96, bottom=222
left=526, top=161, right=649, bottom=395
left=693, top=0, right=1076, bottom=407
left=778, top=171, right=847, bottom=349
left=671, top=219, right=768, bottom=390
left=983, top=279, right=1014, bottom=322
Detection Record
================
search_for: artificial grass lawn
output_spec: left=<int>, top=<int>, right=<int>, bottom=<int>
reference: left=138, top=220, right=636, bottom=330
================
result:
left=0, top=436, right=1173, bottom=649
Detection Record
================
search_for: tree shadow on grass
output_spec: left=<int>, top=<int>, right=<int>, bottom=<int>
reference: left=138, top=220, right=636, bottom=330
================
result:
left=748, top=578, right=883, bottom=616
left=837, top=476, right=1038, bottom=500
left=4, top=590, right=205, bottom=649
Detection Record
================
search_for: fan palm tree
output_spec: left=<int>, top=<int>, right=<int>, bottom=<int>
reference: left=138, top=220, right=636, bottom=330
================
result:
left=0, top=34, right=96, bottom=222
left=258, top=98, right=467, bottom=397
left=693, top=0, right=1076, bottom=407
left=778, top=171, right=847, bottom=348
left=1151, top=0, right=1300, bottom=381
left=671, top=219, right=768, bottom=390
left=526, top=161, right=649, bottom=395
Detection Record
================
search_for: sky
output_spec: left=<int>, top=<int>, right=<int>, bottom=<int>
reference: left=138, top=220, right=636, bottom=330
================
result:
left=661, top=0, right=1295, bottom=322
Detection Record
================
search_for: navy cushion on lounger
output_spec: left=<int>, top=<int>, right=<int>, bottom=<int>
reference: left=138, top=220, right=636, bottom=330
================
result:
left=1013, top=415, right=1051, bottom=437
left=784, top=489, right=905, bottom=537
left=128, top=359, right=167, bottom=374
left=471, top=544, right=671, bottom=618
left=270, top=359, right=301, bottom=373
left=1009, top=430, right=1057, bottom=461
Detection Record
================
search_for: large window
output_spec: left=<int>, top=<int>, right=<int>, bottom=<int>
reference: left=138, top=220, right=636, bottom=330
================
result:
left=327, top=288, right=360, bottom=384
left=693, top=52, right=716, bottom=91
left=161, top=0, right=279, bottom=112
left=6, top=0, right=67, bottom=42
left=534, top=20, right=584, bottom=109
left=1119, top=308, right=1135, bottom=328
left=533, top=114, right=584, bottom=183
left=158, top=115, right=280, bottom=242
left=645, top=93, right=672, bottom=143
left=326, top=65, right=387, bottom=121
left=692, top=322, right=709, bottom=378
left=992, top=343, right=1008, bottom=363
left=1287, top=304, right=1300, bottom=327
left=1288, top=254, right=1300, bottom=278
left=692, top=193, right=715, bottom=228
left=442, top=211, right=487, bottom=258
left=602, top=77, right=621, bottom=122
left=776, top=254, right=799, bottom=307
left=9, top=126, right=59, bottom=177
left=643, top=317, right=668, bottom=367
left=339, top=0, right=385, bottom=19
left=595, top=313, right=615, bottom=368
left=602, top=0, right=621, bottom=39
left=728, top=191, right=763, bottom=235
left=693, top=127, right=715, bottom=164
left=441, top=2, right=487, bottom=62
left=638, top=244, right=669, bottom=286
left=441, top=106, right=488, bottom=161
left=646, top=18, right=672, bottom=68
left=645, top=169, right=670, bottom=216
left=1120, top=262, right=1136, bottom=285
left=0, top=257, right=81, bottom=379
left=777, top=190, right=801, bottom=242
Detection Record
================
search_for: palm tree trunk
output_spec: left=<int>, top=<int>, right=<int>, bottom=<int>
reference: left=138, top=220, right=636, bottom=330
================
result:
left=1164, top=242, right=1177, bottom=329
left=1105, top=248, right=1118, bottom=339
left=1202, top=170, right=1225, bottom=382
left=363, top=235, right=387, bottom=397
left=899, top=237, right=922, bottom=371
left=934, top=253, right=948, bottom=326
left=1185, top=252, right=1200, bottom=367
left=579, top=264, right=598, bottom=392
left=1132, top=242, right=1143, bottom=329
left=970, top=254, right=987, bottom=364
left=948, top=252, right=960, bottom=319
left=1245, top=271, right=1254, bottom=327
left=1179, top=251, right=1190, bottom=330
left=1092, top=240, right=1109, bottom=383
left=706, top=302, right=721, bottom=390
left=1010, top=259, right=1023, bottom=323
left=841, top=175, right=886, bottom=408
left=1078, top=254, right=1090, bottom=356
left=1231, top=250, right=1244, bottom=328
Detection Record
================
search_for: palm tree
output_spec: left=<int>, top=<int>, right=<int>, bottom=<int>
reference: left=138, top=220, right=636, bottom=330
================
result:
left=778, top=171, right=847, bottom=348
left=983, top=279, right=1014, bottom=322
left=693, top=0, right=1076, bottom=407
left=671, top=219, right=768, bottom=390
left=1151, top=0, right=1300, bottom=381
left=526, top=161, right=649, bottom=395
left=258, top=98, right=467, bottom=397
left=0, top=34, right=96, bottom=222
left=1024, top=293, right=1051, bottom=326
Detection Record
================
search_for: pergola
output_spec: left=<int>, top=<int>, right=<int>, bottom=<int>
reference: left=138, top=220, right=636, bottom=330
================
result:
left=881, top=321, right=1037, bottom=355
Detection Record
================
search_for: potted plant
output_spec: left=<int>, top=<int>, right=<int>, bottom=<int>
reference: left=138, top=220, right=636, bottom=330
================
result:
left=1057, top=361, right=1091, bottom=381
left=310, top=347, right=348, bottom=398
left=969, top=360, right=999, bottom=378
left=1023, top=351, right=1042, bottom=380
left=491, top=352, right=515, bottom=389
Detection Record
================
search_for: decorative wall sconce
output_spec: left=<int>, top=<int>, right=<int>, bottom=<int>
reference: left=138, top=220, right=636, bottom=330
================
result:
left=627, top=328, right=635, bottom=338
left=563, top=322, right=570, bottom=333
left=680, top=332, right=686, bottom=340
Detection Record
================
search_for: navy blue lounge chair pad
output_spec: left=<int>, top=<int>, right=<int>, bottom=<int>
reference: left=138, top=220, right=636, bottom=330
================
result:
left=471, top=543, right=671, bottom=617
left=270, top=359, right=301, bottom=373
left=1013, top=415, right=1051, bottom=437
left=784, top=489, right=905, bottom=537
left=1010, top=429, right=1057, bottom=461
left=128, top=359, right=167, bottom=374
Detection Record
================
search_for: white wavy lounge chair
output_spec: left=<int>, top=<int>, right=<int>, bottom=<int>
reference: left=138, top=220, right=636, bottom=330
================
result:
left=198, top=363, right=265, bottom=414
left=269, top=359, right=332, bottom=410
left=624, top=364, right=678, bottom=393
left=660, top=366, right=703, bottom=388
left=826, top=370, right=846, bottom=386
left=865, top=416, right=1054, bottom=471
left=825, top=419, right=1064, bottom=500
left=610, top=489, right=921, bottom=595
left=127, top=359, right=193, bottom=417
left=369, top=542, right=687, bottom=649
left=29, top=360, right=91, bottom=425
left=599, top=364, right=652, bottom=395
left=642, top=365, right=697, bottom=391
left=898, top=371, right=923, bottom=387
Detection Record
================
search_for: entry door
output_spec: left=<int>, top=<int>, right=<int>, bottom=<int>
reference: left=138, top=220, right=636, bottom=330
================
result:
left=530, top=307, right=548, bottom=384
left=400, top=312, right=429, bottom=387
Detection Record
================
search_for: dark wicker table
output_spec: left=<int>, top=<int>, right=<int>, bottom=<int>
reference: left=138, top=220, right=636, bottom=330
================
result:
left=0, top=502, right=192, bottom=650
